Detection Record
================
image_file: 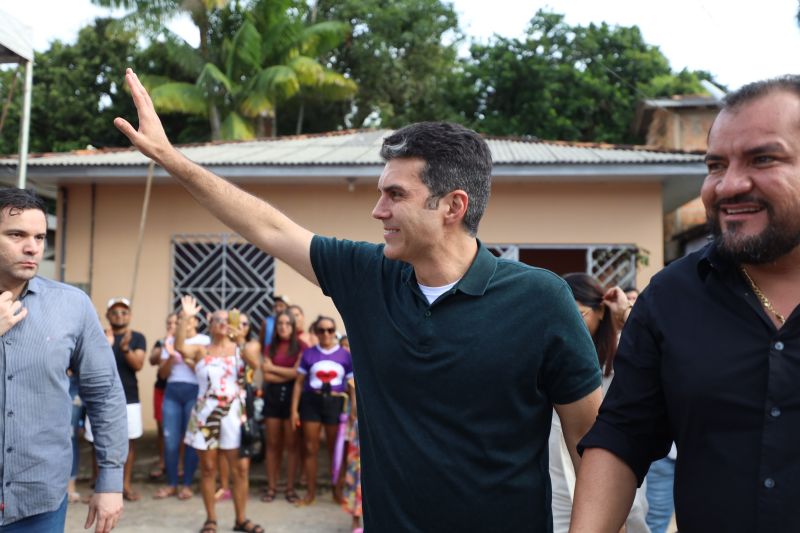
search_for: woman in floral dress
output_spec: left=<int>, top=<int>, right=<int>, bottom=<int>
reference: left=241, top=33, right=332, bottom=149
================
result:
left=176, top=295, right=263, bottom=533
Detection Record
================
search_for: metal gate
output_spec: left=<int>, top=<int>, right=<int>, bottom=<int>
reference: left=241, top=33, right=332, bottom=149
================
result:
left=171, top=233, right=275, bottom=331
left=486, top=243, right=637, bottom=289
left=587, top=246, right=637, bottom=290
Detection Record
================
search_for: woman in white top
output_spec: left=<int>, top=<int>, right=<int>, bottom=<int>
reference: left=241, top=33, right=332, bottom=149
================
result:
left=549, top=273, right=649, bottom=533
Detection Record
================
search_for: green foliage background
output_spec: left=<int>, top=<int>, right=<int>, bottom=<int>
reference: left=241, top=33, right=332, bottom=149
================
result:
left=0, top=2, right=721, bottom=154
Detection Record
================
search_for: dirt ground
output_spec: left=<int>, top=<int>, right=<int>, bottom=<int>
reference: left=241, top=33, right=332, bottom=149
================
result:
left=65, top=431, right=356, bottom=533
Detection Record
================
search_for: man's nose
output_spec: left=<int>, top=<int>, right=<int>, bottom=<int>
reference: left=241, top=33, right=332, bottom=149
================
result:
left=22, top=237, right=40, bottom=254
left=372, top=197, right=388, bottom=219
left=715, top=163, right=753, bottom=198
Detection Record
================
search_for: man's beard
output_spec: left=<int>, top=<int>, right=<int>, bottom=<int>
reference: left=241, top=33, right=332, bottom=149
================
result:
left=710, top=196, right=800, bottom=264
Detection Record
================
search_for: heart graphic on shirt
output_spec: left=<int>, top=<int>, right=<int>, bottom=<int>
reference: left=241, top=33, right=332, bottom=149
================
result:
left=315, top=370, right=337, bottom=383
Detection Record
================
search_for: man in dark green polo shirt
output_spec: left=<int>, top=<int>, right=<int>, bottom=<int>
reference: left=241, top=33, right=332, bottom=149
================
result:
left=117, top=67, right=603, bottom=532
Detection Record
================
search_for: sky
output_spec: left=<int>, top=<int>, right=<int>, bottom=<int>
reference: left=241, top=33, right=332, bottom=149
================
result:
left=1, top=0, right=799, bottom=90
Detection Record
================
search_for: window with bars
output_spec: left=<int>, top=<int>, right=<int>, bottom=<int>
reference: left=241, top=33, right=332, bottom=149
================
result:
left=486, top=244, right=638, bottom=289
left=171, top=233, right=275, bottom=332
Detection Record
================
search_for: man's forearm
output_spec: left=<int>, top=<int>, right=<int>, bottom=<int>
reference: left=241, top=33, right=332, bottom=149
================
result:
left=569, top=448, right=637, bottom=533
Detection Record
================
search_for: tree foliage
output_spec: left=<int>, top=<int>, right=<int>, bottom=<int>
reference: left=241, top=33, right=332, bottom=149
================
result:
left=458, top=11, right=712, bottom=143
left=0, top=19, right=142, bottom=154
left=1, top=4, right=724, bottom=154
left=313, top=0, right=465, bottom=128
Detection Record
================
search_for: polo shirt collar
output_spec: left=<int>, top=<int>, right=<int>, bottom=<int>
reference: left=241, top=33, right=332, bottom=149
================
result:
left=401, top=239, right=497, bottom=297
left=456, top=240, right=497, bottom=296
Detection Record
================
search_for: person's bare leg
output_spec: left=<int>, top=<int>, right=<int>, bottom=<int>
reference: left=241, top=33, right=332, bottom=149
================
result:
left=296, top=426, right=306, bottom=486
left=123, top=439, right=139, bottom=500
left=299, top=421, right=321, bottom=505
left=284, top=418, right=299, bottom=496
left=323, top=423, right=343, bottom=503
left=226, top=449, right=250, bottom=524
left=265, top=418, right=283, bottom=498
left=216, top=453, right=230, bottom=499
left=198, top=449, right=219, bottom=524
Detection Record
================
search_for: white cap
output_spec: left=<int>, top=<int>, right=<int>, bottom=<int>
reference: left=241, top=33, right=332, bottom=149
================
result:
left=107, top=297, right=131, bottom=310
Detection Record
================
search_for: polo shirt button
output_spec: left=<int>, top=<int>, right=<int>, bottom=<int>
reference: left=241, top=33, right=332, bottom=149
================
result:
left=5, top=481, right=10, bottom=487
left=6, top=410, right=12, bottom=417
left=3, top=338, right=10, bottom=345
left=764, top=478, right=775, bottom=489
left=771, top=407, right=781, bottom=418
left=424, top=310, right=431, bottom=317
left=6, top=375, right=12, bottom=380
left=774, top=341, right=785, bottom=351
left=5, top=447, right=12, bottom=453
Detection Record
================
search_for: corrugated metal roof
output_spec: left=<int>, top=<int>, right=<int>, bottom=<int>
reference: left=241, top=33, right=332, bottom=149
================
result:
left=0, top=129, right=704, bottom=168
left=0, top=9, right=34, bottom=63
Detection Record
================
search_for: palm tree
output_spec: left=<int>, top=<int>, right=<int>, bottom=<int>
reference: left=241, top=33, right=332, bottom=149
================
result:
left=91, top=0, right=233, bottom=138
left=100, top=0, right=356, bottom=139
left=235, top=0, right=357, bottom=136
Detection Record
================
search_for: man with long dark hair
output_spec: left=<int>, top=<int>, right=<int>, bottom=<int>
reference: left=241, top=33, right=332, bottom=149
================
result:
left=116, top=68, right=602, bottom=532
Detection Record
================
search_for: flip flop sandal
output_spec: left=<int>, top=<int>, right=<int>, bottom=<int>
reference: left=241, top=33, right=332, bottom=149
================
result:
left=233, top=518, right=264, bottom=533
left=260, top=488, right=277, bottom=503
left=152, top=487, right=177, bottom=499
left=200, top=519, right=217, bottom=533
left=285, top=489, right=300, bottom=504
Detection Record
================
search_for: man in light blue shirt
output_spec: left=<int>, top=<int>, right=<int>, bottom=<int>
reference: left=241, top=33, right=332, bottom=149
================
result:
left=0, top=189, right=127, bottom=533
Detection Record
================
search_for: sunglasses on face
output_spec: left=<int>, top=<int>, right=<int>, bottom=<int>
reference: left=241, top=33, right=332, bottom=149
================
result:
left=316, top=327, right=336, bottom=335
left=210, top=317, right=227, bottom=325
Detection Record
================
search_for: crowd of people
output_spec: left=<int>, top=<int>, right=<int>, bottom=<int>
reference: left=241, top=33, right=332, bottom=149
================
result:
left=68, top=293, right=362, bottom=533
left=68, top=273, right=670, bottom=533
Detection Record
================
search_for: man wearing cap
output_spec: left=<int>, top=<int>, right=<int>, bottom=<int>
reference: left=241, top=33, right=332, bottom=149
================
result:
left=0, top=188, right=127, bottom=533
left=85, top=298, right=147, bottom=502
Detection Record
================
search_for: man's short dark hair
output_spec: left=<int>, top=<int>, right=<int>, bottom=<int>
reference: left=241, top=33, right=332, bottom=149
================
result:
left=380, top=122, right=492, bottom=237
left=0, top=188, right=47, bottom=219
left=722, top=75, right=800, bottom=111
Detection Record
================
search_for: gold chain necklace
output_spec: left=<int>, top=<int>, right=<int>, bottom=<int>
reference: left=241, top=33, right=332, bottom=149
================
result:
left=740, top=267, right=786, bottom=325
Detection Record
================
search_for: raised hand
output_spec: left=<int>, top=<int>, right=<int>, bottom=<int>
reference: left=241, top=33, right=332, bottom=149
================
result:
left=0, top=292, right=26, bottom=336
left=114, top=68, right=174, bottom=164
left=603, top=286, right=632, bottom=329
left=180, top=295, right=201, bottom=318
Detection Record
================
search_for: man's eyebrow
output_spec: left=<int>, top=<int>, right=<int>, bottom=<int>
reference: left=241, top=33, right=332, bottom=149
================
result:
left=704, top=143, right=788, bottom=164
left=379, top=184, right=407, bottom=194
left=742, top=142, right=787, bottom=156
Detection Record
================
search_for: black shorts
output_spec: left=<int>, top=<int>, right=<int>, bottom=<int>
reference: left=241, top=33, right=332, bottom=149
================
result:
left=262, top=381, right=294, bottom=420
left=299, top=391, right=345, bottom=426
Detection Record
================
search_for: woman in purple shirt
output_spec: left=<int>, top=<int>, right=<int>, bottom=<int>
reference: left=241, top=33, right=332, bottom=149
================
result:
left=290, top=316, right=354, bottom=506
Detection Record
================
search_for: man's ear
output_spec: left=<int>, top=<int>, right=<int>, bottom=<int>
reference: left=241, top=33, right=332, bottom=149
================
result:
left=443, top=190, right=469, bottom=227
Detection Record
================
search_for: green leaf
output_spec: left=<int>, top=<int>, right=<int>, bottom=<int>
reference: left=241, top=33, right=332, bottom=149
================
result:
left=298, top=21, right=351, bottom=57
left=196, top=63, right=234, bottom=95
left=288, top=56, right=324, bottom=87
left=252, top=65, right=299, bottom=101
left=151, top=82, right=208, bottom=115
left=230, top=20, right=263, bottom=72
left=315, top=71, right=358, bottom=100
left=220, top=111, right=255, bottom=140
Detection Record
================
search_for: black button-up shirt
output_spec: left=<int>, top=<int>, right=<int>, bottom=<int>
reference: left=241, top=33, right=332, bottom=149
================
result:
left=579, top=243, right=800, bottom=533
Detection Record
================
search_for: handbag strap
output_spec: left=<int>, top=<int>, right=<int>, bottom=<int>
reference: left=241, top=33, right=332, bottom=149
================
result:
left=234, top=346, right=256, bottom=420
